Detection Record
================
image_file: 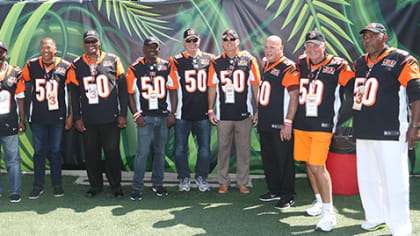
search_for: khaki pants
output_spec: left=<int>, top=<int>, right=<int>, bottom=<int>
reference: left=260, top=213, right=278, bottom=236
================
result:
left=216, top=117, right=252, bottom=186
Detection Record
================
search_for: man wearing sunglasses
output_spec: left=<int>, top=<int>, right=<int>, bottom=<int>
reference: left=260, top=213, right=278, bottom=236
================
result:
left=22, top=38, right=72, bottom=200
left=67, top=30, right=128, bottom=199
left=169, top=29, right=214, bottom=192
left=208, top=29, right=260, bottom=194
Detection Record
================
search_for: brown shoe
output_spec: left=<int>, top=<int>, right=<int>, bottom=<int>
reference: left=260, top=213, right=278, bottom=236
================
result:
left=218, top=184, right=228, bottom=194
left=239, top=185, right=250, bottom=194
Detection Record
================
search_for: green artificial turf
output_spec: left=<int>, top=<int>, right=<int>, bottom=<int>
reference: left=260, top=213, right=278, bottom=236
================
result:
left=0, top=174, right=419, bottom=235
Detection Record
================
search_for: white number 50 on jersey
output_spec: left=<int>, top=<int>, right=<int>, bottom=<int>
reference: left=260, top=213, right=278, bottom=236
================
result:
left=354, top=77, right=378, bottom=106
left=299, top=78, right=324, bottom=105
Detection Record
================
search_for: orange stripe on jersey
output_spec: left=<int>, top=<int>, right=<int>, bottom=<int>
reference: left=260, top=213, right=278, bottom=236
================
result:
left=168, top=57, right=179, bottom=83
left=338, top=62, right=354, bottom=86
left=282, top=66, right=300, bottom=88
left=15, top=76, right=25, bottom=94
left=263, top=56, right=286, bottom=73
left=82, top=51, right=106, bottom=65
left=22, top=63, right=30, bottom=82
left=250, top=58, right=261, bottom=84
left=207, top=61, right=217, bottom=87
left=398, top=57, right=420, bottom=87
left=116, top=58, right=125, bottom=77
left=65, top=66, right=79, bottom=85
left=366, top=48, right=393, bottom=65
left=306, top=55, right=334, bottom=70
left=126, top=66, right=136, bottom=94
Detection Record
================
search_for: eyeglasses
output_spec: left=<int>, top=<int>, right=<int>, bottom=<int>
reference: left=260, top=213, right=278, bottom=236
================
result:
left=185, top=38, right=199, bottom=43
left=223, top=37, right=236, bottom=42
left=84, top=39, right=98, bottom=44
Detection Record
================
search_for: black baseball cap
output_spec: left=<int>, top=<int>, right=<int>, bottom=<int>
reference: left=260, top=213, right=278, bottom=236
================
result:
left=83, top=30, right=100, bottom=41
left=144, top=37, right=159, bottom=46
left=222, top=29, right=239, bottom=39
left=305, top=30, right=325, bottom=45
left=0, top=40, right=7, bottom=51
left=359, top=22, right=387, bottom=35
left=183, top=28, right=199, bottom=40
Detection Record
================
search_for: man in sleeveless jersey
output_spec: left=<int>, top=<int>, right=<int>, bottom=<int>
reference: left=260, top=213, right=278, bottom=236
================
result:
left=22, top=38, right=71, bottom=199
left=353, top=23, right=420, bottom=235
left=257, top=35, right=299, bottom=210
left=208, top=29, right=260, bottom=194
left=294, top=31, right=354, bottom=232
left=0, top=40, right=26, bottom=203
left=127, top=37, right=178, bottom=200
left=169, top=29, right=214, bottom=192
left=67, top=31, right=128, bottom=199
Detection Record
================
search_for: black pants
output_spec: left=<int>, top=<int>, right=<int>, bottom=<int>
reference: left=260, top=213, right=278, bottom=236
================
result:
left=83, top=122, right=122, bottom=193
left=260, top=131, right=295, bottom=200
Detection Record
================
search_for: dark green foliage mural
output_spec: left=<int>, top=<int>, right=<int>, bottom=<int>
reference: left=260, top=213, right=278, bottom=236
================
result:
left=0, top=0, right=419, bottom=174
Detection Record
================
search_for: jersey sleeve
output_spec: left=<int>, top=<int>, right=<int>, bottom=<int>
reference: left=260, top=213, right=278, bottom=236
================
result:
left=167, top=59, right=179, bottom=90
left=249, top=58, right=261, bottom=84
left=398, top=57, right=420, bottom=87
left=66, top=64, right=79, bottom=86
left=208, top=59, right=218, bottom=87
left=126, top=66, right=137, bottom=94
left=22, top=62, right=31, bottom=82
left=338, top=61, right=355, bottom=86
left=116, top=57, right=125, bottom=78
left=15, top=76, right=25, bottom=98
left=282, top=65, right=300, bottom=89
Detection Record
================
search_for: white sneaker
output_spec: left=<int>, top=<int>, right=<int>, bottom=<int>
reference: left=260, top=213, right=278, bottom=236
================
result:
left=306, top=200, right=322, bottom=216
left=195, top=176, right=210, bottom=192
left=315, top=211, right=337, bottom=232
left=179, top=177, right=190, bottom=192
left=361, top=221, right=386, bottom=231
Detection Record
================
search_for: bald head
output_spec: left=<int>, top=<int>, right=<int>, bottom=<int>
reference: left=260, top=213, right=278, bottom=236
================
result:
left=264, top=35, right=284, bottom=63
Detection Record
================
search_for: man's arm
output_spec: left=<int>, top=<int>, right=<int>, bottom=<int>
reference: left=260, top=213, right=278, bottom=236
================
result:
left=167, top=89, right=177, bottom=128
left=280, top=89, right=298, bottom=141
left=17, top=97, right=26, bottom=133
left=207, top=85, right=217, bottom=125
left=407, top=100, right=420, bottom=149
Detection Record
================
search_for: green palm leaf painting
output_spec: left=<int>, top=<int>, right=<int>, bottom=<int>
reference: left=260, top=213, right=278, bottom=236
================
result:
left=266, top=0, right=353, bottom=61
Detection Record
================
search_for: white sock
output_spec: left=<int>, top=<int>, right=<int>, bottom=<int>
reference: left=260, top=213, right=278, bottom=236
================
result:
left=323, top=202, right=333, bottom=212
left=315, top=194, right=322, bottom=202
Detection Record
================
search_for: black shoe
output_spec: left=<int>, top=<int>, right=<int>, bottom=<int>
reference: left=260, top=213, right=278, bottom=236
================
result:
left=85, top=188, right=102, bottom=198
left=275, top=198, right=295, bottom=210
left=53, top=186, right=64, bottom=197
left=129, top=189, right=142, bottom=201
left=29, top=188, right=44, bottom=200
left=10, top=194, right=21, bottom=203
left=152, top=185, right=168, bottom=197
left=113, top=190, right=124, bottom=199
left=258, top=192, right=281, bottom=201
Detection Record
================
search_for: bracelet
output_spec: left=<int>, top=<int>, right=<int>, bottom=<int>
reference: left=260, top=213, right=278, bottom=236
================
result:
left=132, top=112, right=140, bottom=118
left=283, top=122, right=292, bottom=127
left=134, top=113, right=142, bottom=121
left=410, top=123, right=420, bottom=129
left=208, top=109, right=214, bottom=114
left=285, top=119, right=293, bottom=124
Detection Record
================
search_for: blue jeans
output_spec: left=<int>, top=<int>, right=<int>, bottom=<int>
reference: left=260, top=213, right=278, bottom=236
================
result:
left=0, top=134, right=21, bottom=195
left=174, top=119, right=211, bottom=179
left=132, top=116, right=169, bottom=191
left=31, top=123, right=64, bottom=189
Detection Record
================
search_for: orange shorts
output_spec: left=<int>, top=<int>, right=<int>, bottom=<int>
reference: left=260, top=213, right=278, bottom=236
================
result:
left=293, top=129, right=333, bottom=166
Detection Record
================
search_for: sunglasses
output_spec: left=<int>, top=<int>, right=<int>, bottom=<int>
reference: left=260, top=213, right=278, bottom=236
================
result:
left=223, top=37, right=236, bottom=42
left=185, top=38, right=199, bottom=43
left=84, top=39, right=98, bottom=44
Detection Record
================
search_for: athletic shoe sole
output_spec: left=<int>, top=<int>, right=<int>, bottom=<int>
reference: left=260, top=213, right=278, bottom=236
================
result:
left=362, top=223, right=386, bottom=231
left=274, top=200, right=295, bottom=210
left=259, top=197, right=281, bottom=202
left=28, top=190, right=44, bottom=200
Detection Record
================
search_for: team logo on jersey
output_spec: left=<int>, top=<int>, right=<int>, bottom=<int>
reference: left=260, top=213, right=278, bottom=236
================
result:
left=200, top=59, right=209, bottom=65
left=382, top=59, right=396, bottom=68
left=157, top=65, right=167, bottom=71
left=103, top=60, right=113, bottom=67
left=238, top=60, right=248, bottom=66
left=322, top=66, right=335, bottom=75
left=56, top=67, right=67, bottom=74
left=270, top=68, right=280, bottom=76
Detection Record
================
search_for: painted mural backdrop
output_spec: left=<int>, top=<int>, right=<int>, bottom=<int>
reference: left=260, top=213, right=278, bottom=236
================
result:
left=0, top=0, right=419, bottom=174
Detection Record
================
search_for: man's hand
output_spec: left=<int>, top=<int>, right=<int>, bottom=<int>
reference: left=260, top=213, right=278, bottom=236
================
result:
left=167, top=113, right=176, bottom=128
left=406, top=127, right=420, bottom=149
left=65, top=114, right=73, bottom=130
left=135, top=116, right=146, bottom=127
left=18, top=120, right=26, bottom=133
left=280, top=125, right=292, bottom=141
left=75, top=120, right=86, bottom=133
left=252, top=110, right=258, bottom=127
left=208, top=113, right=218, bottom=126
left=117, top=116, right=127, bottom=129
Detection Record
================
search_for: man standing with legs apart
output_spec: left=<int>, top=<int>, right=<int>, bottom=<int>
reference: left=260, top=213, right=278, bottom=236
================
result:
left=353, top=23, right=420, bottom=236
left=67, top=30, right=128, bottom=199
left=127, top=37, right=178, bottom=200
left=0, top=40, right=26, bottom=203
left=208, top=29, right=260, bottom=194
left=257, top=35, right=299, bottom=209
left=169, top=29, right=214, bottom=192
left=23, top=38, right=72, bottom=199
left=293, top=31, right=354, bottom=231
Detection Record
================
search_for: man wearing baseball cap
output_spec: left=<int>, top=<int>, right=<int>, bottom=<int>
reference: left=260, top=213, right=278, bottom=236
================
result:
left=67, top=30, right=128, bottom=199
left=293, top=30, right=354, bottom=231
left=352, top=22, right=419, bottom=235
left=169, top=29, right=214, bottom=192
left=208, top=29, right=260, bottom=194
left=0, top=40, right=26, bottom=203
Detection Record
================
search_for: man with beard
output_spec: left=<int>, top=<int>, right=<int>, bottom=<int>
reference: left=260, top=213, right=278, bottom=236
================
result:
left=127, top=37, right=177, bottom=200
left=169, top=29, right=214, bottom=192
left=67, top=30, right=128, bottom=199
left=22, top=38, right=72, bottom=199
left=0, top=40, right=26, bottom=202
left=353, top=23, right=420, bottom=235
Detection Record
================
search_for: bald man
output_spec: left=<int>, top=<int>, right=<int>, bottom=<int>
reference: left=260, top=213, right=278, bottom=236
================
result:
left=257, top=36, right=299, bottom=209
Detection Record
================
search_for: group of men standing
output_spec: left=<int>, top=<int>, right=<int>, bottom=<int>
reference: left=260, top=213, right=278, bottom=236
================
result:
left=0, top=22, right=419, bottom=235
